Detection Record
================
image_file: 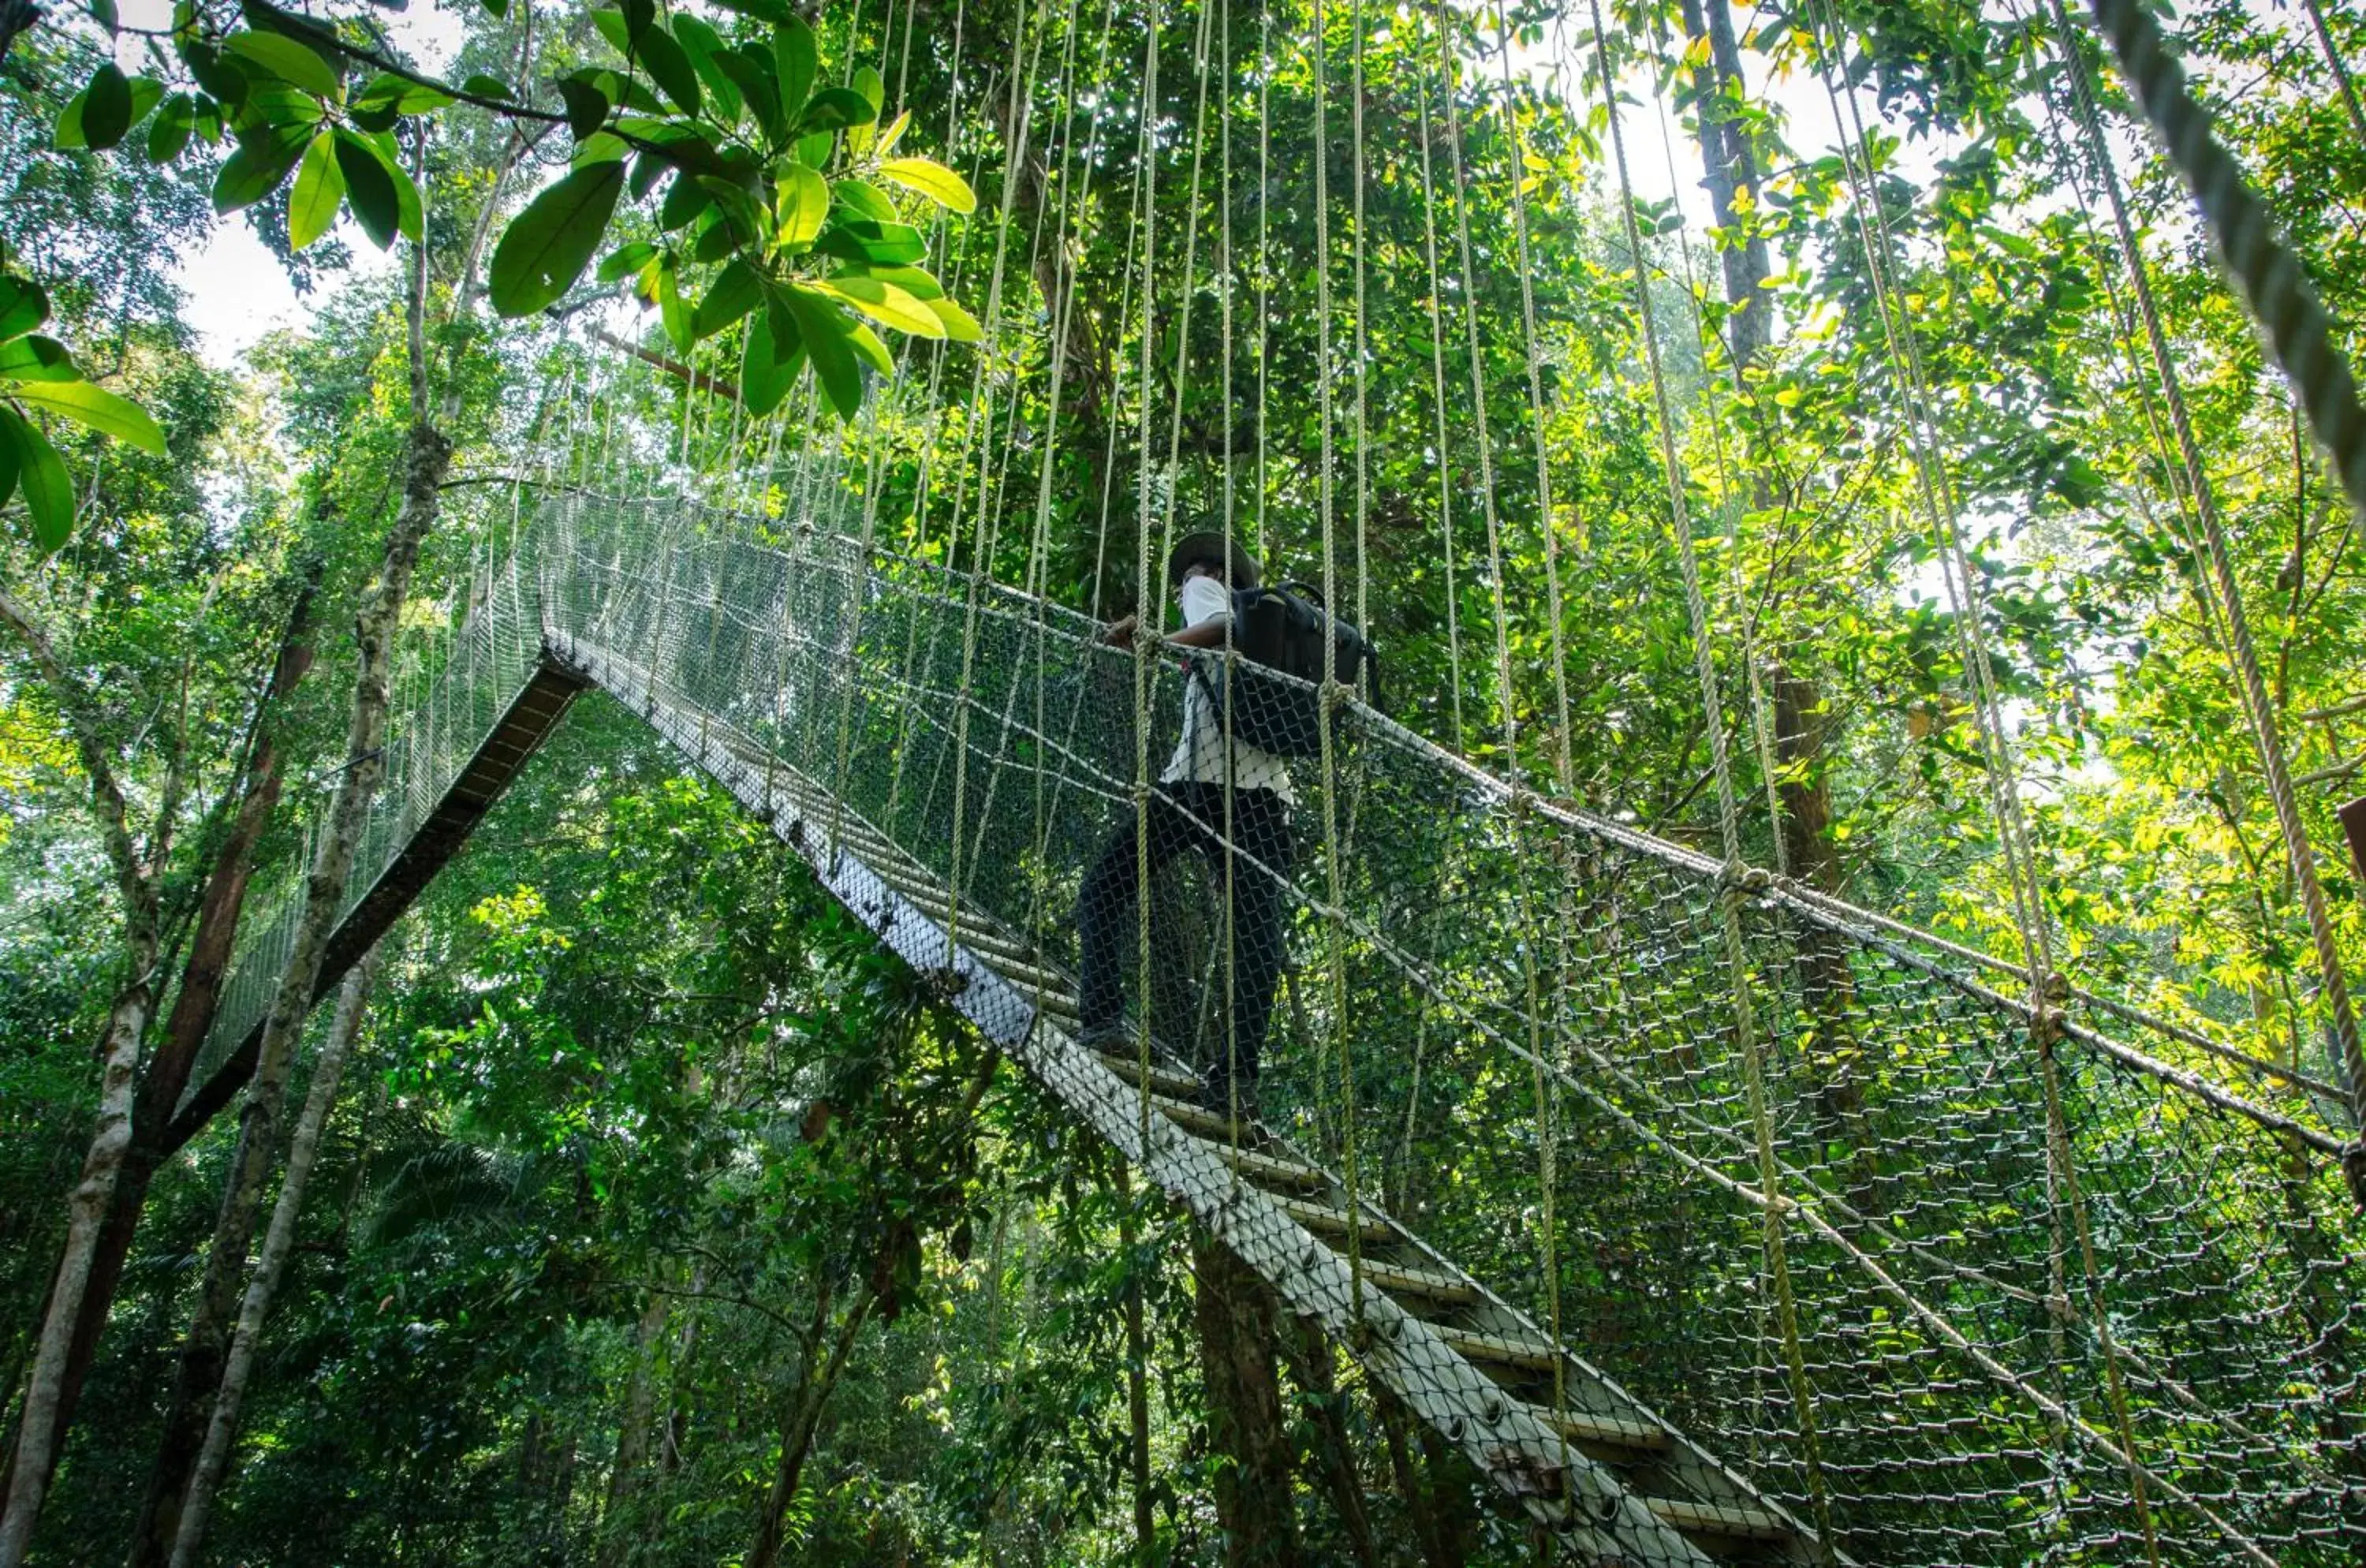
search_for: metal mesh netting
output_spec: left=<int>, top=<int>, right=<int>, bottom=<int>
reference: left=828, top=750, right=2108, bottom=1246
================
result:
left=518, top=478, right=2366, bottom=1566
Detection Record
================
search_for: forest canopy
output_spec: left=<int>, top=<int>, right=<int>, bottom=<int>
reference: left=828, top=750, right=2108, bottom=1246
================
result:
left=4, top=0, right=2366, bottom=1562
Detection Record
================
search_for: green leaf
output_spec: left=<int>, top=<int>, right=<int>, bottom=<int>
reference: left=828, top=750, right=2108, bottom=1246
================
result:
left=558, top=77, right=610, bottom=140
left=621, top=0, right=655, bottom=44
left=851, top=63, right=884, bottom=115
left=660, top=171, right=713, bottom=233
left=924, top=297, right=982, bottom=342
left=0, top=417, right=15, bottom=514
left=634, top=26, right=702, bottom=117
left=225, top=30, right=341, bottom=99
left=0, top=276, right=51, bottom=342
left=355, top=73, right=454, bottom=114
left=799, top=85, right=876, bottom=133
left=696, top=175, right=763, bottom=245
left=782, top=285, right=860, bottom=420
left=595, top=241, right=657, bottom=283
left=332, top=130, right=400, bottom=248
left=211, top=122, right=310, bottom=213
left=772, top=17, right=816, bottom=123
left=490, top=157, right=627, bottom=316
left=846, top=320, right=892, bottom=375
left=0, top=409, right=76, bottom=553
left=839, top=262, right=941, bottom=300
left=146, top=93, right=196, bottom=162
left=714, top=47, right=782, bottom=142
left=0, top=336, right=77, bottom=382
left=589, top=8, right=632, bottom=56
left=746, top=293, right=804, bottom=415
left=657, top=260, right=691, bottom=351
left=847, top=65, right=884, bottom=154
left=462, top=73, right=514, bottom=101
left=831, top=178, right=898, bottom=222
left=813, top=276, right=942, bottom=338
left=288, top=131, right=344, bottom=249
left=874, top=109, right=911, bottom=158
left=796, top=129, right=833, bottom=168
left=573, top=131, right=629, bottom=167
left=694, top=257, right=763, bottom=339
left=876, top=157, right=976, bottom=215
left=778, top=165, right=829, bottom=248
left=82, top=63, right=134, bottom=150
left=92, top=0, right=119, bottom=33
left=181, top=42, right=248, bottom=106
left=13, top=379, right=169, bottom=454
left=673, top=17, right=741, bottom=122
left=826, top=217, right=924, bottom=265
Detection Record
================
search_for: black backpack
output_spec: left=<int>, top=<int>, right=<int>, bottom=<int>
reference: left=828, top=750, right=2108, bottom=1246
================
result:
left=1189, top=582, right=1379, bottom=760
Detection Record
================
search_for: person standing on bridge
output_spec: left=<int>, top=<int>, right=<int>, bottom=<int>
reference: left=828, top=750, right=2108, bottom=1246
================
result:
left=1078, top=530, right=1297, bottom=1117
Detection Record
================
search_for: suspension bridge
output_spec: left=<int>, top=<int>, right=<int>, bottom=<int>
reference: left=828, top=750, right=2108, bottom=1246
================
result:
left=152, top=466, right=2364, bottom=1566
left=131, top=0, right=2366, bottom=1555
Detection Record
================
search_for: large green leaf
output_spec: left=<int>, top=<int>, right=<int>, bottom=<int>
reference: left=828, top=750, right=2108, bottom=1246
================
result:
left=877, top=157, right=976, bottom=215
left=490, top=158, right=627, bottom=316
left=14, top=379, right=169, bottom=454
left=742, top=305, right=804, bottom=416
left=288, top=130, right=344, bottom=250
left=657, top=260, right=692, bottom=352
left=211, top=122, right=310, bottom=212
left=694, top=258, right=763, bottom=340
left=332, top=130, right=400, bottom=248
left=777, top=165, right=829, bottom=248
left=225, top=30, right=341, bottom=99
left=0, top=409, right=77, bottom=553
left=0, top=416, right=16, bottom=514
left=831, top=179, right=898, bottom=223
left=672, top=17, right=741, bottom=122
left=798, top=85, right=876, bottom=133
left=0, top=336, right=79, bottom=383
left=772, top=17, right=816, bottom=123
left=78, top=63, right=134, bottom=150
left=782, top=285, right=860, bottom=420
left=595, top=241, right=656, bottom=284
left=714, top=47, right=783, bottom=143
left=146, top=93, right=196, bottom=162
left=924, top=297, right=982, bottom=343
left=0, top=276, right=49, bottom=343
left=557, top=77, right=610, bottom=140
left=634, top=25, right=702, bottom=117
left=812, top=277, right=942, bottom=338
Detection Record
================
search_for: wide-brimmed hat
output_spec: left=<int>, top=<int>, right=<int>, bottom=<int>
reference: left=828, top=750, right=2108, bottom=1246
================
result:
left=1166, top=530, right=1260, bottom=591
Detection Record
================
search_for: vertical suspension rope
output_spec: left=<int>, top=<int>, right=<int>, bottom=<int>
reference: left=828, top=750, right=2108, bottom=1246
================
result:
left=2066, top=0, right=2366, bottom=1197
left=1583, top=4, right=1832, bottom=1552
left=1814, top=6, right=2161, bottom=1555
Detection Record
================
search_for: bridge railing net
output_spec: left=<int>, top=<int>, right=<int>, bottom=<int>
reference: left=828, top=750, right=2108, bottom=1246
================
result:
left=188, top=543, right=547, bottom=1092
left=543, top=483, right=2366, bottom=1563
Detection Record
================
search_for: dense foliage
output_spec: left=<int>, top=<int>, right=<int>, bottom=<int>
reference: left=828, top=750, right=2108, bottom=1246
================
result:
left=5, top=0, right=2366, bottom=1561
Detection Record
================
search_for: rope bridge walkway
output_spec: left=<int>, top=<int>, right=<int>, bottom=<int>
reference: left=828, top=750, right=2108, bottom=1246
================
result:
left=169, top=476, right=2366, bottom=1566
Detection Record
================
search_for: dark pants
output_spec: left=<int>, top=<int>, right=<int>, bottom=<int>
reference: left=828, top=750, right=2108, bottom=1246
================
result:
left=1078, top=782, right=1294, bottom=1082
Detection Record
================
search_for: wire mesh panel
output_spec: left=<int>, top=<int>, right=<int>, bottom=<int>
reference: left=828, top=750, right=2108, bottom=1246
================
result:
left=532, top=480, right=2366, bottom=1566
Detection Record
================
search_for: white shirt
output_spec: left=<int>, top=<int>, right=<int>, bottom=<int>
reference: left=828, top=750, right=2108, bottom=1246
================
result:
left=1162, top=574, right=1297, bottom=805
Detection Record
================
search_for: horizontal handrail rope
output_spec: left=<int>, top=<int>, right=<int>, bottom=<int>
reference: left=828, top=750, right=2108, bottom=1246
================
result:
left=550, top=501, right=2357, bottom=1157
left=547, top=546, right=2356, bottom=1428
left=552, top=610, right=2297, bottom=1565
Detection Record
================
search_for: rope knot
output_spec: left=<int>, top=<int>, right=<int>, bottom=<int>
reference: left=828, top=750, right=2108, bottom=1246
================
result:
left=1320, top=678, right=1356, bottom=712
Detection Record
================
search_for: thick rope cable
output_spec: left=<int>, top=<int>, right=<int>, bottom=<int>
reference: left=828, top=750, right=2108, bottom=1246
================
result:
left=2061, top=0, right=2366, bottom=1200
left=1581, top=7, right=1832, bottom=1551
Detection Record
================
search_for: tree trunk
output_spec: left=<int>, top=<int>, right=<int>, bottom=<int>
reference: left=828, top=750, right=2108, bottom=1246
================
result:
left=12, top=565, right=322, bottom=1514
left=1281, top=1319, right=1377, bottom=1568
left=0, top=974, right=155, bottom=1568
left=0, top=588, right=169, bottom=1568
left=1372, top=1383, right=1478, bottom=1568
left=1118, top=1169, right=1154, bottom=1566
left=125, top=299, right=453, bottom=1566
left=596, top=1288, right=672, bottom=1568
left=166, top=949, right=378, bottom=1568
left=1190, top=1230, right=1297, bottom=1568
left=745, top=1283, right=875, bottom=1568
